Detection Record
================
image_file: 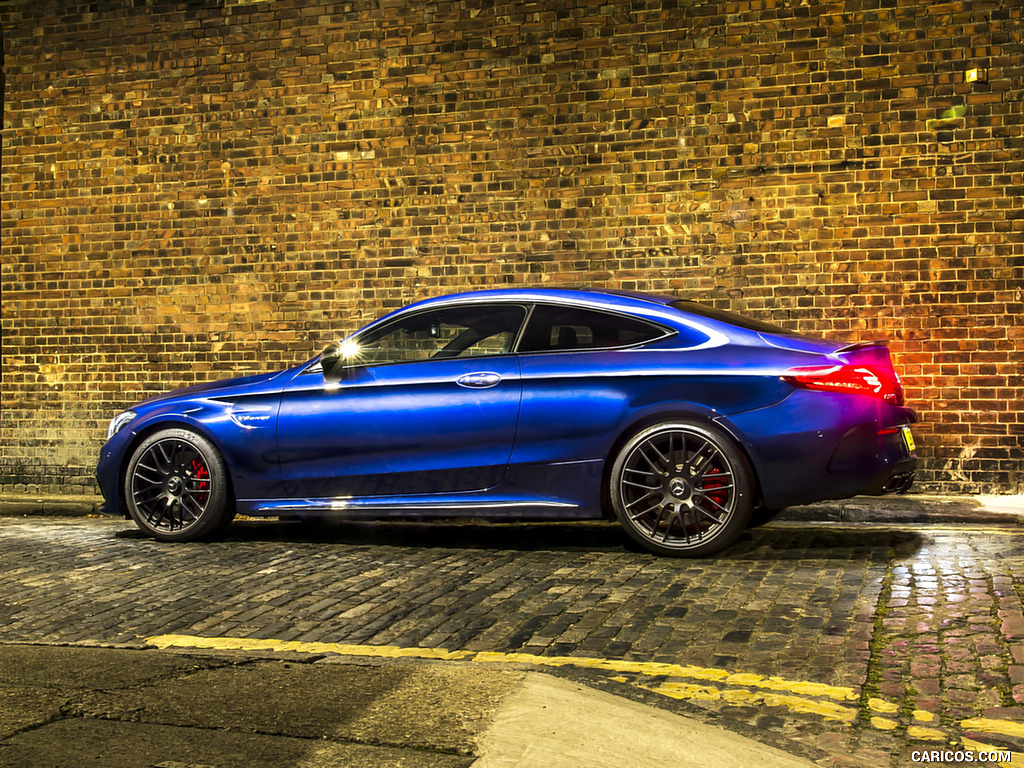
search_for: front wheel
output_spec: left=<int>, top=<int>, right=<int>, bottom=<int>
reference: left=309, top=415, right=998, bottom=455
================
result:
left=609, top=421, right=754, bottom=557
left=124, top=428, right=232, bottom=542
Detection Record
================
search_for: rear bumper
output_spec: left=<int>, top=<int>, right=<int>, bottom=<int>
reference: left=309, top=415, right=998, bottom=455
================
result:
left=848, top=425, right=917, bottom=496
left=827, top=419, right=917, bottom=492
left=724, top=391, right=918, bottom=509
left=856, top=455, right=917, bottom=495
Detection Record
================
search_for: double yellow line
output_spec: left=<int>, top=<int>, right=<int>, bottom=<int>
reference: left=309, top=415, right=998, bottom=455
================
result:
left=146, top=632, right=1022, bottom=763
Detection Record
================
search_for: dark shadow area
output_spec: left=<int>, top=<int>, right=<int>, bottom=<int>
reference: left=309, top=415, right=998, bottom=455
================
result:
left=118, top=518, right=632, bottom=553
left=115, top=518, right=926, bottom=561
left=722, top=525, right=924, bottom=562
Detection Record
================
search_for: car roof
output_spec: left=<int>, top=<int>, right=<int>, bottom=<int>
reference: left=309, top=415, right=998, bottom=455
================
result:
left=353, top=287, right=687, bottom=342
left=341, top=286, right=839, bottom=357
left=402, top=286, right=677, bottom=312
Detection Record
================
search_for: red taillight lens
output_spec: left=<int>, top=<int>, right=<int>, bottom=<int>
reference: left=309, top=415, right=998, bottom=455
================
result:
left=782, top=364, right=904, bottom=405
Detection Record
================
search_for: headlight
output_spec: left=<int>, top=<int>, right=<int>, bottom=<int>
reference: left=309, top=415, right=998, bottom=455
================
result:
left=107, top=410, right=137, bottom=440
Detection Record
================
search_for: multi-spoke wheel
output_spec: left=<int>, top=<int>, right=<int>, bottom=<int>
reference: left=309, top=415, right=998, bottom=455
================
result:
left=124, top=428, right=231, bottom=542
left=610, top=421, right=754, bottom=557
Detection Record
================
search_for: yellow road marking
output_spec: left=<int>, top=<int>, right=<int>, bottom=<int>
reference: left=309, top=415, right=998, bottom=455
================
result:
left=906, top=725, right=947, bottom=741
left=148, top=634, right=476, bottom=660
left=962, top=737, right=1022, bottom=768
left=918, top=526, right=1024, bottom=535
left=147, top=633, right=858, bottom=702
left=773, top=523, right=1024, bottom=535
left=960, top=718, right=1024, bottom=740
left=868, top=697, right=899, bottom=714
left=149, top=633, right=1017, bottom=747
left=644, top=681, right=723, bottom=702
left=648, top=681, right=858, bottom=724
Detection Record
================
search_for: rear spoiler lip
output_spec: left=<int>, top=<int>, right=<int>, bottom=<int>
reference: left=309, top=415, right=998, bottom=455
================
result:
left=829, top=340, right=913, bottom=414
left=834, top=340, right=890, bottom=353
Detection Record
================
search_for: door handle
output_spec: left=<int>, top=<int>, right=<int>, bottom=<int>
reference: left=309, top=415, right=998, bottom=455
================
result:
left=456, top=372, right=501, bottom=389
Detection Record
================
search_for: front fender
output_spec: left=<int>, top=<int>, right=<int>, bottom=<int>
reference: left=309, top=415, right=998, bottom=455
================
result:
left=97, top=393, right=284, bottom=516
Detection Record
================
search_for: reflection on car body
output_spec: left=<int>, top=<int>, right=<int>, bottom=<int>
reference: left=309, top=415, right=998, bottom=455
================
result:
left=97, top=288, right=917, bottom=556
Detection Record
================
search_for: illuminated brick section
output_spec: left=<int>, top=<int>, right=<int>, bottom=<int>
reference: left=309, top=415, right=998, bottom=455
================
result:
left=1, top=0, right=1021, bottom=493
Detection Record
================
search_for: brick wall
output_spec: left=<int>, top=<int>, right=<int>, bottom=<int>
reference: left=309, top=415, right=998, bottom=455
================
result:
left=2, top=0, right=1022, bottom=495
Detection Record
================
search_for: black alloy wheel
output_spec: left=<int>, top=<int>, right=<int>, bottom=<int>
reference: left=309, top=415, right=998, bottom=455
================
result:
left=124, top=428, right=231, bottom=542
left=610, top=421, right=754, bottom=557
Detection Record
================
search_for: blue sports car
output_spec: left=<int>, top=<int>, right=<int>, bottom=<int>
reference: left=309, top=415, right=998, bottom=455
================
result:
left=97, top=288, right=917, bottom=556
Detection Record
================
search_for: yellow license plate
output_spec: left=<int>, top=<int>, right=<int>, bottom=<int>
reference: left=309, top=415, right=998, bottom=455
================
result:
left=902, top=426, right=916, bottom=453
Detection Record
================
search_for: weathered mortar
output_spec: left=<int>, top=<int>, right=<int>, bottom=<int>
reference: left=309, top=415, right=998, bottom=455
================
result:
left=2, top=0, right=1022, bottom=494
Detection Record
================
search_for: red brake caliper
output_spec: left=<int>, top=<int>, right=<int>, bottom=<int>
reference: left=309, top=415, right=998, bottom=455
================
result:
left=191, top=459, right=209, bottom=504
left=702, top=464, right=728, bottom=515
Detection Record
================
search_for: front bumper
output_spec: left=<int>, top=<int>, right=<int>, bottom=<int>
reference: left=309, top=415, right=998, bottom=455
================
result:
left=96, top=427, right=136, bottom=517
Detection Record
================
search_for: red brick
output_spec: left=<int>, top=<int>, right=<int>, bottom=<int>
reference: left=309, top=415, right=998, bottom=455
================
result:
left=1, top=0, right=1021, bottom=494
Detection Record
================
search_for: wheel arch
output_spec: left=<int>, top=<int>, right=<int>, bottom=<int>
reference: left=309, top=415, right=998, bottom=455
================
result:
left=116, top=418, right=238, bottom=519
left=599, top=407, right=764, bottom=520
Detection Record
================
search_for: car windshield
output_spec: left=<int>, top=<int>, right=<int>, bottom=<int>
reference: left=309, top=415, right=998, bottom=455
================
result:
left=669, top=300, right=798, bottom=335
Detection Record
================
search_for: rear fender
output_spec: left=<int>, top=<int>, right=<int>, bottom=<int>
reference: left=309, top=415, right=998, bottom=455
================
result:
left=599, top=407, right=764, bottom=519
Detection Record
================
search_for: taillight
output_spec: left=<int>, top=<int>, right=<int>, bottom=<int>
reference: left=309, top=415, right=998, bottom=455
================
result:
left=782, top=364, right=905, bottom=405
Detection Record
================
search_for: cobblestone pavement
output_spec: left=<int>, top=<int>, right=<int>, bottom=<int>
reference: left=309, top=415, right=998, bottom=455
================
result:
left=1, top=516, right=1022, bottom=767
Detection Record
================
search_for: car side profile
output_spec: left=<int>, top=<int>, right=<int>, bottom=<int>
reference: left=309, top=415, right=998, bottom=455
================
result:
left=97, top=288, right=917, bottom=556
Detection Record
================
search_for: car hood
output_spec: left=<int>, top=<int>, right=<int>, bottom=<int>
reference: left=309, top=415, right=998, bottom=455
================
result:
left=133, top=370, right=289, bottom=408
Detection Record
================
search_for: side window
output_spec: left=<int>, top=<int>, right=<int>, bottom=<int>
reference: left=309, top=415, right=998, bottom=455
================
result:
left=517, top=305, right=668, bottom=353
left=352, top=304, right=527, bottom=367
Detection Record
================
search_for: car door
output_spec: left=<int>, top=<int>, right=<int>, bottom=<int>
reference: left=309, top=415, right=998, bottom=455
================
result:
left=511, top=303, right=674, bottom=466
left=276, top=303, right=526, bottom=499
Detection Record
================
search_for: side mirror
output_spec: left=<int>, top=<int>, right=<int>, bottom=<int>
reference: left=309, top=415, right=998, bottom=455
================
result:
left=322, top=340, right=364, bottom=381
left=321, top=342, right=344, bottom=381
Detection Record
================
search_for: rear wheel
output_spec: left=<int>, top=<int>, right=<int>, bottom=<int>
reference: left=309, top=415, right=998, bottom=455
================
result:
left=610, top=421, right=753, bottom=557
left=124, top=428, right=231, bottom=542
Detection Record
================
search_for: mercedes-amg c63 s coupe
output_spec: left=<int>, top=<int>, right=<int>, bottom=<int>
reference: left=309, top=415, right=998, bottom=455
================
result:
left=97, top=288, right=917, bottom=556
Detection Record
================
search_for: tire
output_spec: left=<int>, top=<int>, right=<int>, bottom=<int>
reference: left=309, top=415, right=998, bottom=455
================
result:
left=123, top=428, right=232, bottom=542
left=609, top=421, right=754, bottom=557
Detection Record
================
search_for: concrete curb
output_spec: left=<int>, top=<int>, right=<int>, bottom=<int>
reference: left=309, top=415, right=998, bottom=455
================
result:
left=0, top=494, right=104, bottom=517
left=780, top=494, right=1024, bottom=526
left=0, top=492, right=1021, bottom=525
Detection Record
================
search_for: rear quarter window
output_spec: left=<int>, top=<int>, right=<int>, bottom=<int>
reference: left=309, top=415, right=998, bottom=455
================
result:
left=517, top=305, right=671, bottom=353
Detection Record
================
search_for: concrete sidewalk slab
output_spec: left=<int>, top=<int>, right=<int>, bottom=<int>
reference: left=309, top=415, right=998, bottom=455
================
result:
left=474, top=672, right=816, bottom=768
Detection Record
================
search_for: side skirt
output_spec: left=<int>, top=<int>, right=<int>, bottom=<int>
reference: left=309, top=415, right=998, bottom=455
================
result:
left=235, top=459, right=607, bottom=521
left=235, top=495, right=594, bottom=520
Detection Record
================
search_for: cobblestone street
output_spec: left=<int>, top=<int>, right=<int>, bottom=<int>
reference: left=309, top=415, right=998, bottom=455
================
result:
left=1, top=516, right=1022, bottom=767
